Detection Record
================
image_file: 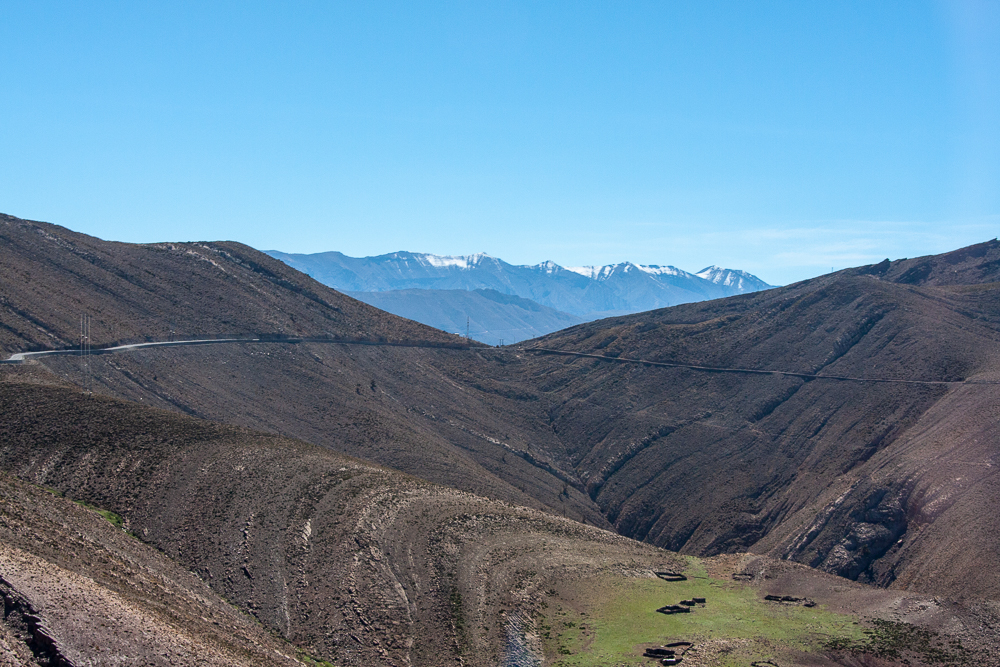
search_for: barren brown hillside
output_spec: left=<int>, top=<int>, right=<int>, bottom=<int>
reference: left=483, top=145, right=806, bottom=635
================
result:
left=0, top=213, right=606, bottom=527
left=0, top=213, right=462, bottom=353
left=0, top=366, right=685, bottom=667
left=3, top=366, right=998, bottom=667
left=502, top=242, right=1000, bottom=598
left=3, top=212, right=1000, bottom=603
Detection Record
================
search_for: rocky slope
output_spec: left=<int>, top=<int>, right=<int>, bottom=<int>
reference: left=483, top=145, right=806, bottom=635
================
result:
left=0, top=213, right=460, bottom=356
left=0, top=396, right=307, bottom=667
left=0, top=213, right=606, bottom=528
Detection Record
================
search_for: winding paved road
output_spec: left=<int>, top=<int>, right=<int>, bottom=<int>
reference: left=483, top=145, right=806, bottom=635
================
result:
left=0, top=336, right=475, bottom=365
left=3, top=338, right=252, bottom=363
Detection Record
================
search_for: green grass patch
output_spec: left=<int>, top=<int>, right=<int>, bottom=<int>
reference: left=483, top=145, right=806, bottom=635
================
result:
left=295, top=651, right=340, bottom=667
left=73, top=499, right=126, bottom=530
left=544, top=558, right=865, bottom=667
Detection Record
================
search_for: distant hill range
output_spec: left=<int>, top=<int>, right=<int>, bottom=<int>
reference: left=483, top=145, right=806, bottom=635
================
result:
left=266, top=250, right=774, bottom=342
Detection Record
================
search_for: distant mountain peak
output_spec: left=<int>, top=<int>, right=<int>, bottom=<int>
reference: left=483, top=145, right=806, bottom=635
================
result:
left=637, top=264, right=687, bottom=277
left=529, top=260, right=564, bottom=274
left=266, top=248, right=775, bottom=319
left=566, top=262, right=690, bottom=281
left=696, top=265, right=773, bottom=290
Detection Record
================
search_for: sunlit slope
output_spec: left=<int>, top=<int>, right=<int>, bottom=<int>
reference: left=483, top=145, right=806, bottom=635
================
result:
left=4, top=368, right=995, bottom=667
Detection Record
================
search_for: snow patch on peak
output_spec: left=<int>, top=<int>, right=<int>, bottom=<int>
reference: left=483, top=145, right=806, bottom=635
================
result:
left=696, top=265, right=733, bottom=283
left=530, top=260, right=564, bottom=274
left=637, top=264, right=686, bottom=277
left=567, top=263, right=641, bottom=280
left=569, top=265, right=622, bottom=280
left=696, top=266, right=763, bottom=289
left=566, top=265, right=601, bottom=279
left=418, top=252, right=491, bottom=270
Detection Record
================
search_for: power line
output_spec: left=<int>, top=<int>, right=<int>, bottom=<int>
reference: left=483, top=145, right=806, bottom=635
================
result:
left=526, top=347, right=998, bottom=386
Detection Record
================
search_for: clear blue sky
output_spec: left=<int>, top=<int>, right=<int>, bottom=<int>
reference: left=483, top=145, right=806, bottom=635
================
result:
left=1, top=1, right=997, bottom=285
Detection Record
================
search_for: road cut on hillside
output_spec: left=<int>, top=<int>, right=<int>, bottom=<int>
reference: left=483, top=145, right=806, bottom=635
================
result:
left=1, top=335, right=477, bottom=364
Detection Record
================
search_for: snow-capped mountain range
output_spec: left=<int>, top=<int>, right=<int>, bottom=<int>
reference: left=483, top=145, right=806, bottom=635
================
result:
left=266, top=250, right=774, bottom=320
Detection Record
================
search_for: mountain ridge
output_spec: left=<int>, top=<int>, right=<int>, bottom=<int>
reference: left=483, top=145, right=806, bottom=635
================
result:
left=265, top=249, right=775, bottom=319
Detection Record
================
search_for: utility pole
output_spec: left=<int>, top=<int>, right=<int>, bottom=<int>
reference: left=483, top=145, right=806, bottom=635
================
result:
left=80, top=313, right=91, bottom=395
left=466, top=316, right=470, bottom=341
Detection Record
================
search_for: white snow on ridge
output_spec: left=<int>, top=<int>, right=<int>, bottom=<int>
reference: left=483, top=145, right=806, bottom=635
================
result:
left=565, top=265, right=601, bottom=279
left=696, top=266, right=766, bottom=289
left=568, top=263, right=691, bottom=280
left=566, top=264, right=621, bottom=280
left=418, top=252, right=490, bottom=269
left=696, top=265, right=728, bottom=283
left=375, top=253, right=767, bottom=290
left=533, top=260, right=562, bottom=274
left=636, top=264, right=688, bottom=277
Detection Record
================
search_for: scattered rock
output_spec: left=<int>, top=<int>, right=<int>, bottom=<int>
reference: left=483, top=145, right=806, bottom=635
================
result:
left=763, top=594, right=815, bottom=607
left=665, top=641, right=693, bottom=651
left=655, top=605, right=691, bottom=615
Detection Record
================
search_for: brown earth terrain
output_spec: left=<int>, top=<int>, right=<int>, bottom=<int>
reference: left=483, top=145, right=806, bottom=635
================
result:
left=0, top=212, right=607, bottom=527
left=0, top=365, right=686, bottom=666
left=498, top=245, right=1000, bottom=600
left=3, top=212, right=1000, bottom=664
left=0, top=418, right=307, bottom=666
left=2, top=366, right=997, bottom=667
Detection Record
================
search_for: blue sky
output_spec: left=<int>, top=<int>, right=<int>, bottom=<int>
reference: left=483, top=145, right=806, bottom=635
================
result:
left=1, top=1, right=997, bottom=285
